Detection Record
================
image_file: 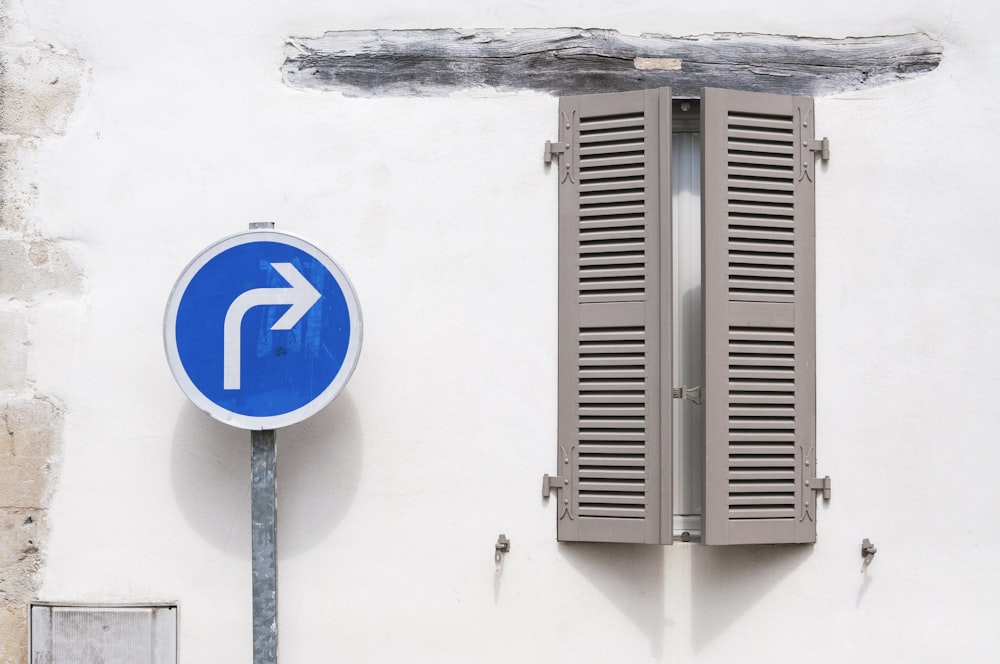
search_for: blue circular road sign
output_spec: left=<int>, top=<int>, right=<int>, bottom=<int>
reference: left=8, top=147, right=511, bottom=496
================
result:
left=164, top=230, right=362, bottom=429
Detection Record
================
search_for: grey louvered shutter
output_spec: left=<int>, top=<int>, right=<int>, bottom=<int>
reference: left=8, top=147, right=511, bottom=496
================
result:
left=701, top=87, right=818, bottom=545
left=555, top=88, right=672, bottom=544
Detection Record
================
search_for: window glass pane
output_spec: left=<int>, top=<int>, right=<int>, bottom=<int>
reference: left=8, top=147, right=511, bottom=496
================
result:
left=671, top=131, right=705, bottom=526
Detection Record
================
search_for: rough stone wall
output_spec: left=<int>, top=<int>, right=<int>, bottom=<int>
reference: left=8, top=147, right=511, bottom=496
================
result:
left=0, top=1, right=85, bottom=661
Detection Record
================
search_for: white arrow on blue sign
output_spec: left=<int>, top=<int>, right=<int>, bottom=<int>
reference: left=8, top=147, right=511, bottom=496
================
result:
left=164, top=230, right=362, bottom=430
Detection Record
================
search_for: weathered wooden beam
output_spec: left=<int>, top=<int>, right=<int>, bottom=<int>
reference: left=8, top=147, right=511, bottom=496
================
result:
left=282, top=28, right=942, bottom=98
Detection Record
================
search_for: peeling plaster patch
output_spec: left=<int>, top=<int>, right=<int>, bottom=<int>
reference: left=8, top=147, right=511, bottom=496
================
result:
left=282, top=28, right=943, bottom=98
left=0, top=397, right=61, bottom=509
left=0, top=398, right=60, bottom=664
left=0, top=238, right=83, bottom=297
left=0, top=43, right=86, bottom=138
left=0, top=6, right=86, bottom=662
left=0, top=238, right=83, bottom=299
left=0, top=310, right=28, bottom=390
left=0, top=140, right=36, bottom=234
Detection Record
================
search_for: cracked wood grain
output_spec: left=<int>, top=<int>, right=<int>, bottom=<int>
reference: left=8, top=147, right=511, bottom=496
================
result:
left=282, top=28, right=942, bottom=98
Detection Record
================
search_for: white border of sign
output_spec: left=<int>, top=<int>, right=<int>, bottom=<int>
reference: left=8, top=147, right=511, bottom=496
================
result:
left=163, top=230, right=363, bottom=430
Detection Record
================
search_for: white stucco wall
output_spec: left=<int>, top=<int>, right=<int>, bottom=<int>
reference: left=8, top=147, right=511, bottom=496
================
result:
left=5, top=0, right=1000, bottom=662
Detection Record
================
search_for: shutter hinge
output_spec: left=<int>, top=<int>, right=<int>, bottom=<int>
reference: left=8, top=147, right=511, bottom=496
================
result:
left=543, top=140, right=569, bottom=164
left=542, top=473, right=567, bottom=498
left=805, top=137, right=831, bottom=161
left=671, top=386, right=702, bottom=405
left=805, top=475, right=832, bottom=501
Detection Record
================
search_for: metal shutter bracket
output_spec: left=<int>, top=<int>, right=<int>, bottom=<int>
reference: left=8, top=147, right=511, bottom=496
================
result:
left=542, top=473, right=567, bottom=498
left=543, top=140, right=569, bottom=163
left=805, top=137, right=830, bottom=161
left=805, top=475, right=832, bottom=501
left=544, top=134, right=573, bottom=183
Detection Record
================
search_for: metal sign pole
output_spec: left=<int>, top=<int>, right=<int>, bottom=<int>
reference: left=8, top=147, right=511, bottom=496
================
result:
left=248, top=219, right=279, bottom=664
left=251, top=428, right=278, bottom=664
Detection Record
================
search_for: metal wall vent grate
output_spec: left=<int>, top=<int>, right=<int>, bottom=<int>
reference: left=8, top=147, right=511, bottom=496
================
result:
left=31, top=605, right=177, bottom=664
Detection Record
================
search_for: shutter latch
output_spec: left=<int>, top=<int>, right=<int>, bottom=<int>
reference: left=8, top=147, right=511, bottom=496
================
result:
left=543, top=140, right=569, bottom=164
left=542, top=473, right=567, bottom=498
left=672, top=386, right=702, bottom=405
left=805, top=137, right=830, bottom=161
left=805, top=475, right=832, bottom=501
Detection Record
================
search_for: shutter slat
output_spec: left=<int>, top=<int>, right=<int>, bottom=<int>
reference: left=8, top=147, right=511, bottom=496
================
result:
left=580, top=203, right=649, bottom=218
left=729, top=481, right=795, bottom=492
left=579, top=493, right=648, bottom=506
left=728, top=252, right=795, bottom=267
left=580, top=217, right=647, bottom=230
left=726, top=127, right=796, bottom=142
left=578, top=467, right=647, bottom=479
left=580, top=343, right=645, bottom=354
left=579, top=229, right=646, bottom=243
left=579, top=354, right=647, bottom=365
left=727, top=202, right=795, bottom=217
left=728, top=506, right=797, bottom=518
left=728, top=494, right=796, bottom=506
left=579, top=138, right=645, bottom=153
left=580, top=190, right=647, bottom=205
left=728, top=406, right=796, bottom=417
left=580, top=178, right=646, bottom=193
left=579, top=251, right=644, bottom=262
left=729, top=432, right=797, bottom=443
left=578, top=432, right=646, bottom=443
left=580, top=166, right=646, bottom=181
left=725, top=153, right=794, bottom=168
left=579, top=328, right=646, bottom=341
left=728, top=141, right=795, bottom=156
left=578, top=506, right=647, bottom=518
left=579, top=154, right=647, bottom=169
left=579, top=444, right=646, bottom=454
left=727, top=165, right=795, bottom=180
left=580, top=114, right=645, bottom=132
left=703, top=87, right=817, bottom=545
left=729, top=262, right=795, bottom=279
left=728, top=179, right=796, bottom=193
left=728, top=443, right=796, bottom=455
left=726, top=114, right=795, bottom=131
left=580, top=268, right=646, bottom=281
left=581, top=127, right=647, bottom=142
left=579, top=240, right=645, bottom=254
left=726, top=190, right=795, bottom=205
